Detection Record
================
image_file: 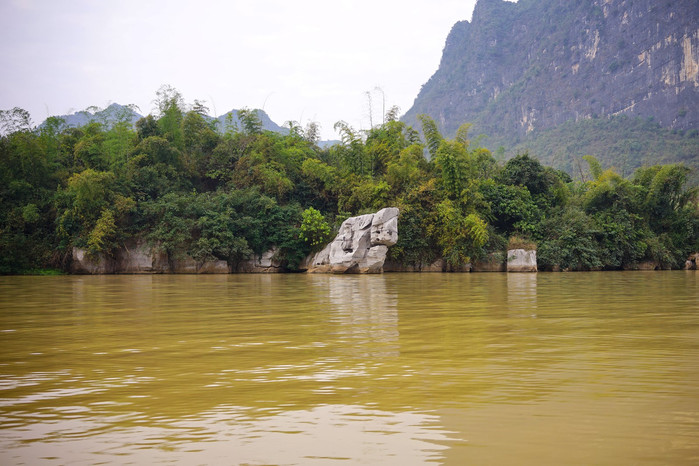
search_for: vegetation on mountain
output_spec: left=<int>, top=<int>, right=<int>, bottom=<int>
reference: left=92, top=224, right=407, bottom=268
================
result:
left=501, top=116, right=699, bottom=185
left=403, top=0, right=699, bottom=183
left=1, top=88, right=697, bottom=274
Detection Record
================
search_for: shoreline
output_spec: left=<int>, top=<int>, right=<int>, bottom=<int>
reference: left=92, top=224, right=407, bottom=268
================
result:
left=6, top=267, right=696, bottom=276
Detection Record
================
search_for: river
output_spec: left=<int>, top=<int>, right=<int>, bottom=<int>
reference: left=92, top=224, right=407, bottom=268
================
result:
left=1, top=272, right=698, bottom=464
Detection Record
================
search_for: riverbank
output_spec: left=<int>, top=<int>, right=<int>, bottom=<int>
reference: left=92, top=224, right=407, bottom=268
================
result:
left=65, top=242, right=697, bottom=275
left=62, top=207, right=697, bottom=275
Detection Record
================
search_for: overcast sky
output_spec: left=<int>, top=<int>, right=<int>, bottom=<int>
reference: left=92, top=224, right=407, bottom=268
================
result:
left=1, top=0, right=492, bottom=139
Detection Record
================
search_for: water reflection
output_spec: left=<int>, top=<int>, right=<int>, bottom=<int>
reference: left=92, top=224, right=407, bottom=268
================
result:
left=1, top=404, right=452, bottom=465
left=1, top=273, right=698, bottom=464
left=506, top=272, right=537, bottom=316
left=316, top=275, right=400, bottom=358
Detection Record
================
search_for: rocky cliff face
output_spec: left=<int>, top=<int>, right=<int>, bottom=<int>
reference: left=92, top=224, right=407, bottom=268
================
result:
left=403, top=0, right=699, bottom=139
left=70, top=239, right=282, bottom=274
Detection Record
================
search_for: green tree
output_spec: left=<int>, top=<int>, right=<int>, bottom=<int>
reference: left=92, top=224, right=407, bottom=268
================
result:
left=56, top=169, right=134, bottom=256
left=428, top=199, right=488, bottom=267
left=154, top=85, right=185, bottom=149
left=333, top=121, right=368, bottom=176
left=237, top=108, right=263, bottom=135
left=182, top=110, right=220, bottom=182
left=537, top=207, right=603, bottom=271
left=300, top=207, right=331, bottom=250
left=417, top=114, right=442, bottom=159
left=632, top=164, right=698, bottom=266
left=0, top=107, right=33, bottom=135
left=433, top=139, right=469, bottom=199
left=385, top=144, right=428, bottom=194
left=479, top=179, right=539, bottom=236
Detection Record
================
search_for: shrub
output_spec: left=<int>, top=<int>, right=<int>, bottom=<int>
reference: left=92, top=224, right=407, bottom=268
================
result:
left=508, top=235, right=537, bottom=250
left=299, top=207, right=332, bottom=250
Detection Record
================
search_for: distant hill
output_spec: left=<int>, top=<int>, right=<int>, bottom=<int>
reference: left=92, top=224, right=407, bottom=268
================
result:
left=210, top=110, right=287, bottom=134
left=40, top=106, right=346, bottom=148
left=403, top=0, right=699, bottom=177
left=42, top=105, right=288, bottom=134
left=45, top=103, right=143, bottom=129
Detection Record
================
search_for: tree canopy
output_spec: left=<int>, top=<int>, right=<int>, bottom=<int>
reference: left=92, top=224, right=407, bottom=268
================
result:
left=1, top=91, right=697, bottom=274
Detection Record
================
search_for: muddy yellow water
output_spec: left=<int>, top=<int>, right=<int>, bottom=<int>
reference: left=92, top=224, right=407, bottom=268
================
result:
left=1, top=272, right=698, bottom=465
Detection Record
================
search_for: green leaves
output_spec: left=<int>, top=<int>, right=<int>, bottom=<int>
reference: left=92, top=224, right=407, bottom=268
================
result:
left=87, top=209, right=116, bottom=256
left=429, top=199, right=488, bottom=266
left=583, top=155, right=603, bottom=181
left=300, top=207, right=331, bottom=250
left=237, top=108, right=263, bottom=135
left=536, top=207, right=604, bottom=271
left=64, top=169, right=116, bottom=222
left=417, top=114, right=442, bottom=159
left=56, top=169, right=135, bottom=256
left=1, top=96, right=697, bottom=274
left=142, top=189, right=306, bottom=267
left=434, top=139, right=469, bottom=199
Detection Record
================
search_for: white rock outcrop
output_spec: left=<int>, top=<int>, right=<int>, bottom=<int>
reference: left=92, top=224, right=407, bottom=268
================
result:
left=116, top=239, right=168, bottom=273
left=305, top=207, right=399, bottom=274
left=507, top=249, right=538, bottom=272
left=71, top=247, right=116, bottom=274
left=236, top=247, right=283, bottom=273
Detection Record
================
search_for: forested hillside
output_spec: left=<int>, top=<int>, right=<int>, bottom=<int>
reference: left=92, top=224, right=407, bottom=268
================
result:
left=1, top=87, right=697, bottom=274
left=403, top=0, right=699, bottom=178
left=503, top=116, right=699, bottom=184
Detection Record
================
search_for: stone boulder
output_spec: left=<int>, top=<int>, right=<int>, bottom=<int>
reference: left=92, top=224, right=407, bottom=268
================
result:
left=71, top=247, right=116, bottom=274
left=236, top=247, right=284, bottom=273
left=623, top=261, right=660, bottom=271
left=473, top=252, right=506, bottom=272
left=114, top=239, right=168, bottom=273
left=383, top=258, right=446, bottom=272
left=305, top=207, right=399, bottom=274
left=507, top=249, right=537, bottom=272
left=170, top=257, right=231, bottom=274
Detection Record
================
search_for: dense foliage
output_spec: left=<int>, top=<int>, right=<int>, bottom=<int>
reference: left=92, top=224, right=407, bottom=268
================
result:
left=501, top=115, right=699, bottom=186
left=1, top=90, right=697, bottom=274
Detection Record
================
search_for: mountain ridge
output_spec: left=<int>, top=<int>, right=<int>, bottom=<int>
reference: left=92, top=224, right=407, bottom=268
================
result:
left=403, top=0, right=699, bottom=140
left=42, top=104, right=288, bottom=135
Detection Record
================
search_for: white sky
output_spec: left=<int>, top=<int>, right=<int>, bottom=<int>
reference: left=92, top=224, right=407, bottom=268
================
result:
left=0, top=0, right=489, bottom=139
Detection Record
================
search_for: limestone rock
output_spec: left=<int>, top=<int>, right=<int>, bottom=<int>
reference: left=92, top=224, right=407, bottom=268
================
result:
left=114, top=239, right=168, bottom=273
left=623, top=261, right=666, bottom=271
left=197, top=260, right=231, bottom=274
left=383, top=258, right=445, bottom=272
left=423, top=259, right=447, bottom=272
left=71, top=247, right=115, bottom=274
left=371, top=208, right=399, bottom=246
left=236, top=247, right=283, bottom=273
left=404, top=0, right=699, bottom=139
left=445, top=262, right=472, bottom=272
left=170, top=257, right=199, bottom=273
left=305, top=207, right=399, bottom=274
left=473, top=252, right=506, bottom=272
left=507, top=249, right=537, bottom=273
left=171, top=257, right=231, bottom=274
